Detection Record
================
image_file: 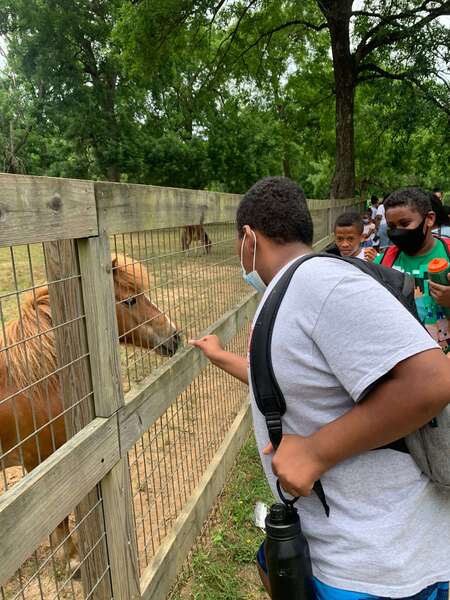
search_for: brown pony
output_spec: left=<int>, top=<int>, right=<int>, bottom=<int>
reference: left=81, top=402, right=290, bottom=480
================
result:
left=0, top=253, right=180, bottom=575
left=181, top=211, right=212, bottom=254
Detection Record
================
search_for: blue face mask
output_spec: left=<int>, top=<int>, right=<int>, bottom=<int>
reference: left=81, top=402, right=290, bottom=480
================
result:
left=241, top=231, right=267, bottom=294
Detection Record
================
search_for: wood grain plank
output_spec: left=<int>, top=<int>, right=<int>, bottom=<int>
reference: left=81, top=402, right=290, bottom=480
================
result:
left=0, top=418, right=118, bottom=586
left=77, top=235, right=140, bottom=599
left=44, top=239, right=111, bottom=599
left=77, top=236, right=123, bottom=417
left=100, top=459, right=141, bottom=599
left=0, top=174, right=97, bottom=247
left=95, top=182, right=241, bottom=234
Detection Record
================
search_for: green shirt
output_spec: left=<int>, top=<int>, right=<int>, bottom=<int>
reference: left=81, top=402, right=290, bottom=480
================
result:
left=375, top=239, right=450, bottom=352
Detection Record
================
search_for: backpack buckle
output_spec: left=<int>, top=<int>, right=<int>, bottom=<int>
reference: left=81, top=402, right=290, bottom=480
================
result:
left=265, top=412, right=282, bottom=449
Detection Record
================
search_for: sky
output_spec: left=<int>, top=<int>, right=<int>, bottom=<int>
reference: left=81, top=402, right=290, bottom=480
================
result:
left=0, top=37, right=6, bottom=70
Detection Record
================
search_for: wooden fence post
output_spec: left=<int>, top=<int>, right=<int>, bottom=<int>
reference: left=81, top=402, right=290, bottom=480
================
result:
left=77, top=234, right=141, bottom=600
left=43, top=239, right=112, bottom=599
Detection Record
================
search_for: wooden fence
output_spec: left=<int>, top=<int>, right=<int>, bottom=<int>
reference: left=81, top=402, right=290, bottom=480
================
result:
left=0, top=174, right=363, bottom=600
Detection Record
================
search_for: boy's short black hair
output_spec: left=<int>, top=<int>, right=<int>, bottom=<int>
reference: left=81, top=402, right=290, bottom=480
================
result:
left=384, top=187, right=432, bottom=218
left=370, top=195, right=378, bottom=205
left=433, top=187, right=442, bottom=193
left=334, top=211, right=364, bottom=234
left=236, top=176, right=313, bottom=245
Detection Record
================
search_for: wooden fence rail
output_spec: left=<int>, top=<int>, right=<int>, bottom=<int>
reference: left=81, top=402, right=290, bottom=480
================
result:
left=0, top=173, right=363, bottom=600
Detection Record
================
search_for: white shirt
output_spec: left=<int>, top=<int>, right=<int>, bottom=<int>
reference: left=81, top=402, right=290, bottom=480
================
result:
left=376, top=204, right=387, bottom=225
left=249, top=257, right=448, bottom=597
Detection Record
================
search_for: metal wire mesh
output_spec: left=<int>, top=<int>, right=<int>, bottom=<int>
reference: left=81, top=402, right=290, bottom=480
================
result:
left=0, top=190, right=357, bottom=600
left=0, top=241, right=93, bottom=492
left=129, top=326, right=250, bottom=574
left=120, top=211, right=338, bottom=574
left=0, top=486, right=111, bottom=600
left=110, top=223, right=247, bottom=393
left=109, top=220, right=246, bottom=573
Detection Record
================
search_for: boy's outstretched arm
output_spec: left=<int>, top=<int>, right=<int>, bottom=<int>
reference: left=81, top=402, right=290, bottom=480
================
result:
left=189, top=335, right=249, bottom=384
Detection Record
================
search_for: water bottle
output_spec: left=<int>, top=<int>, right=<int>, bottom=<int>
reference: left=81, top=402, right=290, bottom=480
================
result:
left=265, top=500, right=314, bottom=600
left=428, top=258, right=450, bottom=286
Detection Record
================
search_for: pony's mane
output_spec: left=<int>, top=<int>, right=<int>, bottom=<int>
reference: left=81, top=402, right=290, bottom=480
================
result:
left=113, top=253, right=149, bottom=295
left=0, top=286, right=58, bottom=399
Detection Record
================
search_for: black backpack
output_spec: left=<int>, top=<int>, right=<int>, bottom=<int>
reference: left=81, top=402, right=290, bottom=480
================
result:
left=249, top=253, right=420, bottom=515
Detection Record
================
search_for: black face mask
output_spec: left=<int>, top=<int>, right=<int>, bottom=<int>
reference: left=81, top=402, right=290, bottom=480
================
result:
left=387, top=217, right=428, bottom=255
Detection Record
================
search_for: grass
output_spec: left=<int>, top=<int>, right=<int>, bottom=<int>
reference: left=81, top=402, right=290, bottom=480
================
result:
left=170, top=434, right=274, bottom=600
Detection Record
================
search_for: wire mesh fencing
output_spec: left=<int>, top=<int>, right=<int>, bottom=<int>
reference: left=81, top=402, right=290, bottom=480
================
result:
left=0, top=174, right=362, bottom=600
left=128, top=326, right=250, bottom=575
left=110, top=222, right=247, bottom=393
left=108, top=221, right=249, bottom=573
left=0, top=485, right=111, bottom=600
left=0, top=240, right=93, bottom=492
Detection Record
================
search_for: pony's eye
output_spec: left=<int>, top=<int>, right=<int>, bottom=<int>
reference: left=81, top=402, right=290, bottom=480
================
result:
left=122, top=297, right=137, bottom=307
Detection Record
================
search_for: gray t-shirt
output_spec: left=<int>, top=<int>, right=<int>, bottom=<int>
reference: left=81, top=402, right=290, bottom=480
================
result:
left=249, top=255, right=450, bottom=597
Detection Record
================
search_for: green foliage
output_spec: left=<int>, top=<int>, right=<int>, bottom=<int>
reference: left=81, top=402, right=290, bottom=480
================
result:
left=0, top=0, right=449, bottom=198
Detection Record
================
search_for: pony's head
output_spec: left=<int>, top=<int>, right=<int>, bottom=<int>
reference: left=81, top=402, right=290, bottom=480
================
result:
left=112, top=254, right=181, bottom=356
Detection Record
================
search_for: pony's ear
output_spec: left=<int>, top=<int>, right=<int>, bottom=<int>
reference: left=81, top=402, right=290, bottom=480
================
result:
left=111, top=255, right=122, bottom=284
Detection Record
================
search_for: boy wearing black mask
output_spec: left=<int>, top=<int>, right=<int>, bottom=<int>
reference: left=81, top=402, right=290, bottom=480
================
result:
left=373, top=187, right=450, bottom=352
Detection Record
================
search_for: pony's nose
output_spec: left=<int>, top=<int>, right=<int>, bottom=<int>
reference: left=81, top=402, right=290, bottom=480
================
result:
left=171, top=332, right=181, bottom=352
left=162, top=332, right=181, bottom=356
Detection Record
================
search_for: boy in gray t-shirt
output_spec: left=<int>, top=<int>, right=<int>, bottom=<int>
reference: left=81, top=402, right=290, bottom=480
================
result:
left=191, top=177, right=450, bottom=599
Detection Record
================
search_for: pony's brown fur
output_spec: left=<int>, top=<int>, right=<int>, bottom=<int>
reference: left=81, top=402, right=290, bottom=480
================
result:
left=1, top=287, right=58, bottom=410
left=0, top=253, right=180, bottom=575
left=181, top=211, right=212, bottom=254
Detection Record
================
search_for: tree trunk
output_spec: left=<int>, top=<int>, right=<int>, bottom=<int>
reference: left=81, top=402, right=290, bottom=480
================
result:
left=283, top=152, right=292, bottom=179
left=320, top=1, right=356, bottom=198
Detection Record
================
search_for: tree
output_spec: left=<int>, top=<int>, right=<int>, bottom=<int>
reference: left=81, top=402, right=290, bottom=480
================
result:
left=2, top=0, right=449, bottom=197
left=0, top=0, right=146, bottom=181
left=197, top=0, right=450, bottom=196
left=318, top=0, right=450, bottom=197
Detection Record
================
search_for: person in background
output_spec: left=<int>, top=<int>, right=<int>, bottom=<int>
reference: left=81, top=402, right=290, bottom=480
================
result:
left=375, top=195, right=391, bottom=251
left=327, top=211, right=377, bottom=260
left=370, top=195, right=379, bottom=220
left=373, top=187, right=450, bottom=353
left=362, top=209, right=377, bottom=247
left=433, top=187, right=450, bottom=223
left=190, top=176, right=450, bottom=600
left=433, top=187, right=444, bottom=203
left=431, top=194, right=450, bottom=238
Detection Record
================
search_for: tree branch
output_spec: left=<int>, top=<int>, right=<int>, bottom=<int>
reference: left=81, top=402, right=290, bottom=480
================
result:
left=357, top=62, right=412, bottom=83
left=230, top=18, right=328, bottom=65
left=358, top=64, right=450, bottom=119
left=354, top=1, right=450, bottom=65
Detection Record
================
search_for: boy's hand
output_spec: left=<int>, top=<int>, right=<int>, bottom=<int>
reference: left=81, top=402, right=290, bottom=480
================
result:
left=364, top=247, right=377, bottom=262
left=263, top=434, right=329, bottom=498
left=189, top=334, right=224, bottom=363
left=429, top=276, right=450, bottom=307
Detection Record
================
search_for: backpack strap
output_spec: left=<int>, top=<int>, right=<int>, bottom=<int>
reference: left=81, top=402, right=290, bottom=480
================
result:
left=435, top=235, right=450, bottom=259
left=380, top=245, right=399, bottom=267
left=250, top=252, right=415, bottom=516
left=250, top=253, right=330, bottom=516
left=380, top=236, right=450, bottom=266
